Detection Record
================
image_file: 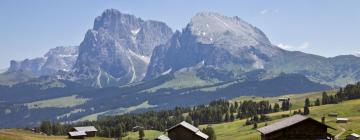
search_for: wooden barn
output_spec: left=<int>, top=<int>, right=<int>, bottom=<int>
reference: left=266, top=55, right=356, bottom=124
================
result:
left=163, top=121, right=209, bottom=140
left=68, top=131, right=86, bottom=139
left=257, top=115, right=335, bottom=140
left=328, top=113, right=338, bottom=117
left=69, top=126, right=97, bottom=137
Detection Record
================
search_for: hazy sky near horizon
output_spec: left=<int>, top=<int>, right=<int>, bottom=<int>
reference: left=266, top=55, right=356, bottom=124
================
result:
left=0, top=0, right=359, bottom=69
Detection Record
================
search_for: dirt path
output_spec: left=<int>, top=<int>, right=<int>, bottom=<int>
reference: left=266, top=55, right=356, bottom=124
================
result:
left=335, top=126, right=346, bottom=140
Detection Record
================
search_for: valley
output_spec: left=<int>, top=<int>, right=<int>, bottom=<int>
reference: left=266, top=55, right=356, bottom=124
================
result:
left=0, top=6, right=359, bottom=140
left=1, top=90, right=359, bottom=140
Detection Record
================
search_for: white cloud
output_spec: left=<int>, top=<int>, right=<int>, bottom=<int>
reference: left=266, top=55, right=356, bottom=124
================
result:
left=260, top=9, right=279, bottom=15
left=355, top=51, right=360, bottom=57
left=277, top=42, right=310, bottom=51
left=260, top=9, right=268, bottom=15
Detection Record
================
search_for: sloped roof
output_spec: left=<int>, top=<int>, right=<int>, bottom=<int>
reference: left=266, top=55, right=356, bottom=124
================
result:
left=73, top=126, right=98, bottom=132
left=167, top=121, right=209, bottom=139
left=257, top=115, right=335, bottom=134
left=350, top=133, right=360, bottom=138
left=336, top=118, right=349, bottom=121
left=156, top=135, right=171, bottom=140
left=68, top=131, right=86, bottom=136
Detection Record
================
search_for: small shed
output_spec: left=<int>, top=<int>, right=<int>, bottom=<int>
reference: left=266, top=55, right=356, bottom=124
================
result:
left=336, top=118, right=349, bottom=123
left=71, top=126, right=98, bottom=137
left=155, top=134, right=171, bottom=140
left=166, top=121, right=209, bottom=140
left=328, top=113, right=338, bottom=117
left=347, top=133, right=360, bottom=140
left=257, top=115, right=335, bottom=140
left=68, top=131, right=86, bottom=139
left=278, top=97, right=290, bottom=102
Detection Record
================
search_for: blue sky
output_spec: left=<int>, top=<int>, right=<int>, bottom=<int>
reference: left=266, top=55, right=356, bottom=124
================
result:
left=0, top=0, right=359, bottom=69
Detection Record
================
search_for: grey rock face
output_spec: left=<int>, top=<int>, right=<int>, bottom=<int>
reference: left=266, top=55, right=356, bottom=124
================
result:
left=73, top=9, right=173, bottom=87
left=146, top=12, right=281, bottom=80
left=8, top=46, right=78, bottom=77
left=146, top=12, right=360, bottom=87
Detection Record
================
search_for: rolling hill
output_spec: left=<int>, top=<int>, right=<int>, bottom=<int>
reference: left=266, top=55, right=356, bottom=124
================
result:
left=2, top=91, right=360, bottom=140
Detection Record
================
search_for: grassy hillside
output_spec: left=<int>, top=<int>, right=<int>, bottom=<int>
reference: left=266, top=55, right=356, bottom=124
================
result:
left=1, top=90, right=359, bottom=140
left=231, top=90, right=337, bottom=109
left=0, top=129, right=111, bottom=140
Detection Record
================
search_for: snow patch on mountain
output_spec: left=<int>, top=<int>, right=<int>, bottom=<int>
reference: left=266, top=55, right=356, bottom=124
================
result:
left=354, top=51, right=360, bottom=57
left=128, top=49, right=150, bottom=64
left=250, top=53, right=265, bottom=69
left=161, top=68, right=172, bottom=75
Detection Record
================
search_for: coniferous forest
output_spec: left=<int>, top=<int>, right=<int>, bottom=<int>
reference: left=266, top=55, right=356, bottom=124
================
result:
left=38, top=82, right=360, bottom=138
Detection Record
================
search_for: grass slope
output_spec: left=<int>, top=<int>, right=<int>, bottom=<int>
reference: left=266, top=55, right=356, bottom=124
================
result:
left=1, top=91, right=359, bottom=140
left=0, top=129, right=110, bottom=140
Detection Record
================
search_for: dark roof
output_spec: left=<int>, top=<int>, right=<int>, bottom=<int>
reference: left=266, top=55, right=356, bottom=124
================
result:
left=257, top=115, right=335, bottom=134
left=167, top=121, right=209, bottom=139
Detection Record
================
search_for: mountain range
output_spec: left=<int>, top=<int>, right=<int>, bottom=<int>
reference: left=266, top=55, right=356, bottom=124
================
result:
left=0, top=9, right=359, bottom=127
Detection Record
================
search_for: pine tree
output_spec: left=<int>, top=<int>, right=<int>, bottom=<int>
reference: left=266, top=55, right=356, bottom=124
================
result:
left=224, top=112, right=230, bottom=122
left=230, top=112, right=235, bottom=122
left=139, top=128, right=145, bottom=140
left=273, top=103, right=280, bottom=112
left=322, top=91, right=329, bottom=105
left=203, top=126, right=216, bottom=140
left=40, top=121, right=52, bottom=135
left=303, top=98, right=310, bottom=115
left=305, top=98, right=310, bottom=107
left=315, top=98, right=321, bottom=106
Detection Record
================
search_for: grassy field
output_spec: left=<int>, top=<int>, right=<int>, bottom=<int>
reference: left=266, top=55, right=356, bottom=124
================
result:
left=0, top=129, right=110, bottom=140
left=196, top=98, right=360, bottom=140
left=230, top=90, right=337, bottom=109
left=1, top=90, right=359, bottom=140
left=24, top=95, right=90, bottom=109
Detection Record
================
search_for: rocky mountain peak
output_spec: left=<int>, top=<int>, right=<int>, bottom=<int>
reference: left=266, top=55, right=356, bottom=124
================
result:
left=72, top=9, right=173, bottom=87
left=188, top=12, right=271, bottom=46
left=7, top=46, right=78, bottom=77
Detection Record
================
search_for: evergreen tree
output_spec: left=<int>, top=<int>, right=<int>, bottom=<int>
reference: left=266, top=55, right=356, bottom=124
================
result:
left=194, top=119, right=200, bottom=127
left=303, top=106, right=310, bottom=115
left=230, top=112, right=235, bottom=122
left=203, top=126, right=216, bottom=140
left=224, top=112, right=230, bottom=122
left=314, top=98, right=321, bottom=106
left=305, top=98, right=310, bottom=107
left=303, top=98, right=310, bottom=115
left=40, top=121, right=52, bottom=135
left=322, top=91, right=329, bottom=105
left=273, top=103, right=280, bottom=112
left=138, top=128, right=145, bottom=140
left=234, top=101, right=239, bottom=109
left=253, top=122, right=258, bottom=129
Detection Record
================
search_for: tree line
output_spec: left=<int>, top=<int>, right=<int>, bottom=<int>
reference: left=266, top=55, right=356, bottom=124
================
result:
left=38, top=82, right=360, bottom=138
left=38, top=99, right=285, bottom=138
left=322, top=82, right=360, bottom=105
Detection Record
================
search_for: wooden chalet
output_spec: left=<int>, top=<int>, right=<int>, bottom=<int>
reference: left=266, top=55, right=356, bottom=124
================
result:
left=68, top=126, right=97, bottom=138
left=157, top=121, right=208, bottom=140
left=257, top=115, right=335, bottom=140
